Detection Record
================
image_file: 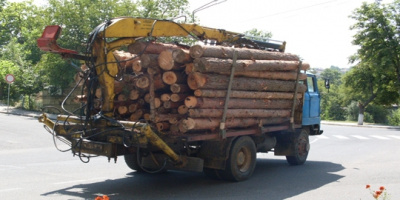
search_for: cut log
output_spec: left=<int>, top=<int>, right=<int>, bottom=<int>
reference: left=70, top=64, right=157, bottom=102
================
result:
left=128, top=102, right=140, bottom=113
left=158, top=50, right=176, bottom=71
left=160, top=93, right=171, bottom=102
left=178, top=117, right=290, bottom=132
left=172, top=48, right=192, bottom=64
left=192, top=58, right=310, bottom=73
left=188, top=109, right=291, bottom=118
left=163, top=101, right=182, bottom=109
left=140, top=54, right=159, bottom=68
left=184, top=96, right=294, bottom=109
left=117, top=105, right=128, bottom=115
left=162, top=71, right=186, bottom=85
left=171, top=93, right=187, bottom=102
left=131, top=60, right=143, bottom=73
left=129, top=89, right=141, bottom=100
left=135, top=75, right=149, bottom=89
left=187, top=72, right=307, bottom=92
left=128, top=42, right=181, bottom=54
left=95, top=88, right=102, bottom=98
left=129, top=109, right=144, bottom=121
left=156, top=122, right=170, bottom=131
left=147, top=66, right=162, bottom=75
left=177, top=105, right=189, bottom=115
left=220, top=71, right=307, bottom=81
left=194, top=89, right=303, bottom=99
left=117, top=94, right=127, bottom=102
left=144, top=94, right=162, bottom=108
left=170, top=83, right=190, bottom=94
left=189, top=45, right=300, bottom=61
left=184, top=63, right=194, bottom=75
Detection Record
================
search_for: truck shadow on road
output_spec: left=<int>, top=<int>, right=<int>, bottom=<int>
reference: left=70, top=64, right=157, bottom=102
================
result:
left=42, top=159, right=344, bottom=200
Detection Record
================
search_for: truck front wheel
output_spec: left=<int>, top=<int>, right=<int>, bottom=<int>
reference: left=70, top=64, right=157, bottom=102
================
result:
left=220, top=136, right=257, bottom=181
left=286, top=128, right=310, bottom=165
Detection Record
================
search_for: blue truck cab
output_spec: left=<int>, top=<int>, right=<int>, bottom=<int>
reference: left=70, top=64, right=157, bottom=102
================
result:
left=302, top=73, right=323, bottom=135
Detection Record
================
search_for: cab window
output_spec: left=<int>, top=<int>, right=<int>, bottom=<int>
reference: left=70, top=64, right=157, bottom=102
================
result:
left=307, top=77, right=315, bottom=93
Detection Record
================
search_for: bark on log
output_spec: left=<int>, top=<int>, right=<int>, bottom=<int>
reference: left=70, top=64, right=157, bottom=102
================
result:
left=147, top=66, right=162, bottom=75
left=188, top=109, right=291, bottom=118
left=219, top=71, right=307, bottom=80
left=128, top=42, right=181, bottom=54
left=189, top=45, right=300, bottom=61
left=194, top=89, right=303, bottom=99
left=184, top=96, right=294, bottom=109
left=170, top=83, right=190, bottom=94
left=162, top=71, right=186, bottom=85
left=187, top=72, right=307, bottom=92
left=154, top=114, right=181, bottom=123
left=178, top=117, right=290, bottom=132
left=192, top=58, right=310, bottom=73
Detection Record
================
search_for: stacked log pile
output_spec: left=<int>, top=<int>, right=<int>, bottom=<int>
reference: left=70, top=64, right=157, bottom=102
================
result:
left=95, top=42, right=309, bottom=135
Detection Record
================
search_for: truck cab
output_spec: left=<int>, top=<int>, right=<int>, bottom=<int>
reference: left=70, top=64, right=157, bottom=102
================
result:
left=302, top=73, right=323, bottom=135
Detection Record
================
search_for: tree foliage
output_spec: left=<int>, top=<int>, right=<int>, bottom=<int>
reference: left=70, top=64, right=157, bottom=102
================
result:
left=0, top=0, right=191, bottom=106
left=346, top=1, right=400, bottom=124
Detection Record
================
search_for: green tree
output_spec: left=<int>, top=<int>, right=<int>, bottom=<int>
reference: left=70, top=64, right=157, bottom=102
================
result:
left=320, top=66, right=342, bottom=85
left=347, top=1, right=400, bottom=124
left=244, top=28, right=272, bottom=40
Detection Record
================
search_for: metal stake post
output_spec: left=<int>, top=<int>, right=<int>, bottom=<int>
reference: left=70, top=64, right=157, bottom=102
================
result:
left=7, top=83, right=10, bottom=113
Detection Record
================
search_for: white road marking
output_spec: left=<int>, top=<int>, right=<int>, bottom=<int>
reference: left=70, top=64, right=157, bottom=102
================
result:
left=370, top=135, right=390, bottom=140
left=310, top=138, right=319, bottom=144
left=387, top=135, right=400, bottom=140
left=351, top=135, right=369, bottom=140
left=0, top=188, right=22, bottom=193
left=316, top=135, right=329, bottom=139
left=332, top=135, right=349, bottom=139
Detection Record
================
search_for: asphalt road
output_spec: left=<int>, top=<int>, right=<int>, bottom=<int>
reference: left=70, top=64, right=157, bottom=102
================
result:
left=0, top=113, right=399, bottom=200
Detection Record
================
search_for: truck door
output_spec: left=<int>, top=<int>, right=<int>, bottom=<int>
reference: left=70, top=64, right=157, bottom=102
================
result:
left=302, top=75, right=321, bottom=125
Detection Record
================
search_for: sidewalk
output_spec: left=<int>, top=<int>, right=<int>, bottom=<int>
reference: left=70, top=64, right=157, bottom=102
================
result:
left=1, top=103, right=399, bottom=129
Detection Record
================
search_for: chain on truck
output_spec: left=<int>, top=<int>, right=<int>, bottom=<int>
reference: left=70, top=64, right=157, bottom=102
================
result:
left=37, top=17, right=323, bottom=181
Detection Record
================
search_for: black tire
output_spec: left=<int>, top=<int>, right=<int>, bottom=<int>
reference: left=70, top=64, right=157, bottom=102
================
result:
left=286, top=128, right=310, bottom=165
left=220, top=136, right=257, bottom=182
left=124, top=154, right=145, bottom=172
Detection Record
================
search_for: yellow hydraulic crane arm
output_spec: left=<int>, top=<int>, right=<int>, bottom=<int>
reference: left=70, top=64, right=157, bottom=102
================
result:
left=98, top=17, right=243, bottom=43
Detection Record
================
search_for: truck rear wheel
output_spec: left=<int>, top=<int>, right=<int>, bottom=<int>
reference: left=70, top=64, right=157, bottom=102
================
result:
left=220, top=136, right=256, bottom=181
left=286, top=128, right=310, bottom=165
left=124, top=154, right=145, bottom=172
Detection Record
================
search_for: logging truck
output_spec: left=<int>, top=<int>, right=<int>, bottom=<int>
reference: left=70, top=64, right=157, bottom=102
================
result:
left=37, top=17, right=323, bottom=181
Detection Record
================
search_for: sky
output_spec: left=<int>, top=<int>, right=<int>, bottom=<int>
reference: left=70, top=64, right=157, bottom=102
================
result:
left=188, top=0, right=388, bottom=69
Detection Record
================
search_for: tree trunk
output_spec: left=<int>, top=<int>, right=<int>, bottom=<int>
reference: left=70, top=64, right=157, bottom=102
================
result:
left=189, top=45, right=300, bottom=61
left=184, top=96, right=294, bottom=109
left=188, top=108, right=291, bottom=118
left=358, top=103, right=365, bottom=125
left=194, top=89, right=303, bottom=99
left=191, top=58, right=309, bottom=73
left=187, top=72, right=306, bottom=92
